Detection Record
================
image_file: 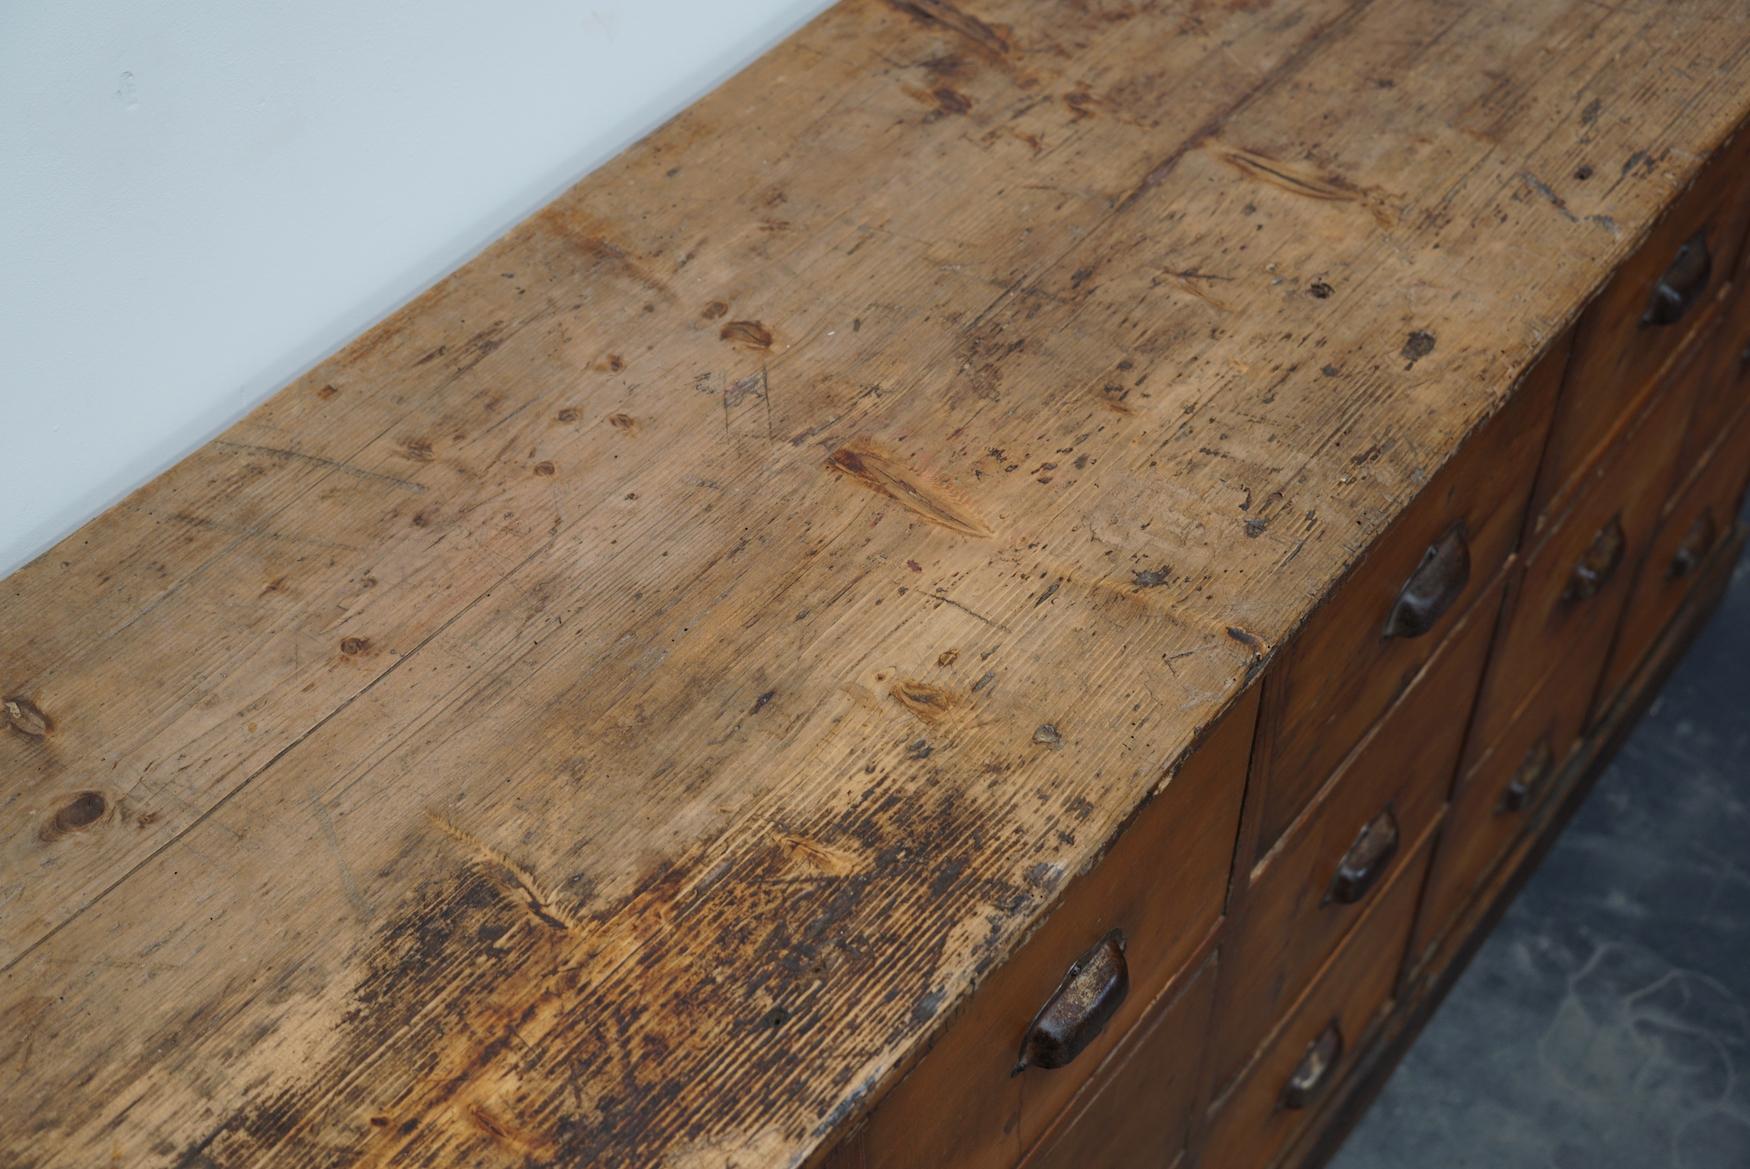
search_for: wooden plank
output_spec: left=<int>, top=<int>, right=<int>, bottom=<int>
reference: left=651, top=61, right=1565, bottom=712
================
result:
left=2, top=1, right=1746, bottom=1167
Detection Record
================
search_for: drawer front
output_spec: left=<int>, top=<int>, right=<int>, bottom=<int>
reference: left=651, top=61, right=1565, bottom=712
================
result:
left=864, top=687, right=1257, bottom=1169
left=1250, top=339, right=1562, bottom=853
left=1411, top=654, right=1589, bottom=972
left=1204, top=829, right=1433, bottom=1169
left=1464, top=346, right=1696, bottom=761
left=1529, top=127, right=1750, bottom=528
left=1676, top=280, right=1750, bottom=473
left=1596, top=401, right=1750, bottom=719
left=1213, top=576, right=1500, bottom=1092
left=1023, top=953, right=1217, bottom=1169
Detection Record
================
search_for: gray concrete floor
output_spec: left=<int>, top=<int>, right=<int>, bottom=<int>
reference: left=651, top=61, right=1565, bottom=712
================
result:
left=1331, top=541, right=1750, bottom=1169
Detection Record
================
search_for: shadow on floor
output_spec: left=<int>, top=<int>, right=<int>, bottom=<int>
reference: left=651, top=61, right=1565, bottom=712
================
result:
left=1331, top=543, right=1750, bottom=1169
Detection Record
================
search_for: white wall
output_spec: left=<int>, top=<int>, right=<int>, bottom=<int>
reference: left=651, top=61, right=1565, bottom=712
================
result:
left=0, top=0, right=832, bottom=576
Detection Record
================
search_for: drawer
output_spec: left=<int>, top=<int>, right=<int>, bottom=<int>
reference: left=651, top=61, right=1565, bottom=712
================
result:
left=1463, top=343, right=1696, bottom=762
left=1677, top=280, right=1750, bottom=473
left=1203, top=828, right=1434, bottom=1169
left=1249, top=338, right=1562, bottom=854
left=864, top=687, right=1257, bottom=1169
left=1411, top=658, right=1589, bottom=972
left=1022, top=953, right=1217, bottom=1169
left=1528, top=126, right=1750, bottom=529
left=1212, top=575, right=1500, bottom=1093
left=1595, top=401, right=1750, bottom=719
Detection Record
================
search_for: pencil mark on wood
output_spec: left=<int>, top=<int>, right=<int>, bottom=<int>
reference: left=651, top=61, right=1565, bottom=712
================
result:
left=310, top=795, right=372, bottom=924
left=1518, top=171, right=1579, bottom=221
left=212, top=441, right=428, bottom=493
left=723, top=368, right=773, bottom=438
left=1225, top=625, right=1265, bottom=653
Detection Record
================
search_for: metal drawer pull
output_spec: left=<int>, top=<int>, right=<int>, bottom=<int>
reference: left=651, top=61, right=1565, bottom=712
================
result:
left=1641, top=229, right=1712, bottom=327
left=1282, top=1021, right=1345, bottom=1111
left=1013, top=929, right=1128, bottom=1074
left=1384, top=523, right=1471, bottom=640
left=1499, top=738, right=1555, bottom=813
left=1327, top=806, right=1400, bottom=905
left=1668, top=509, right=1718, bottom=579
left=1564, top=515, right=1626, bottom=602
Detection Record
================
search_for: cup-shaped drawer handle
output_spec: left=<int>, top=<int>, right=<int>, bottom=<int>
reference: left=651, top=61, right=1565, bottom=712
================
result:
left=1499, top=738, right=1554, bottom=813
left=1565, top=515, right=1626, bottom=602
left=1668, top=509, right=1718, bottom=579
left=1013, top=930, right=1128, bottom=1074
left=1327, top=806, right=1400, bottom=905
left=1641, top=229, right=1712, bottom=327
left=1384, top=523, right=1471, bottom=640
left=1282, top=1021, right=1345, bottom=1111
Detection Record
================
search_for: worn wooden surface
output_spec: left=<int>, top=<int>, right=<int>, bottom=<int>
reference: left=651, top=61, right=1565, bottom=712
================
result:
left=3, top=1, right=1748, bottom=1166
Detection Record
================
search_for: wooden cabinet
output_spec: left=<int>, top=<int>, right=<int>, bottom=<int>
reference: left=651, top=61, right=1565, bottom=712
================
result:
left=7, top=7, right=1749, bottom=1169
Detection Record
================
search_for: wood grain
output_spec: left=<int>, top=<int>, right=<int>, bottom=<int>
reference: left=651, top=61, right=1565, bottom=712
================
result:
left=2, top=1, right=1747, bottom=1166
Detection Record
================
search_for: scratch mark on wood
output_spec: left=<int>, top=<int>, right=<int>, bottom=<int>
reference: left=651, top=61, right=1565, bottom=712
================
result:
left=465, top=1102, right=555, bottom=1159
left=772, top=830, right=865, bottom=877
left=426, top=811, right=575, bottom=931
left=719, top=320, right=774, bottom=350
left=828, top=440, right=993, bottom=537
left=889, top=679, right=958, bottom=722
left=1207, top=141, right=1395, bottom=227
left=884, top=0, right=1014, bottom=60
left=926, top=591, right=1010, bottom=631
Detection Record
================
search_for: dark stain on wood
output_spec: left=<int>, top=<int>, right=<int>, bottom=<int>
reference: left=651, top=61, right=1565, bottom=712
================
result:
left=39, top=790, right=108, bottom=842
left=1402, top=330, right=1437, bottom=368
left=1133, top=565, right=1174, bottom=589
